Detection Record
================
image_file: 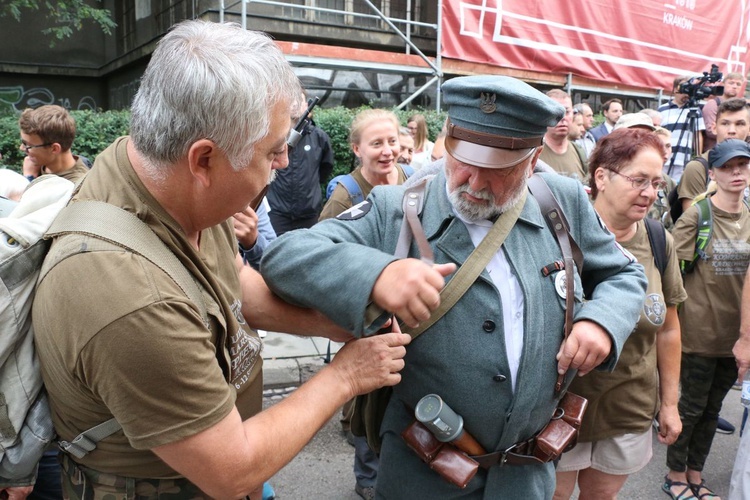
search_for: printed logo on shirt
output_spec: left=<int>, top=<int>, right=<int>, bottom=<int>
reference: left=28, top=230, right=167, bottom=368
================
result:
left=710, top=238, right=750, bottom=276
left=336, top=200, right=372, bottom=221
left=643, top=293, right=666, bottom=326
left=229, top=298, right=262, bottom=390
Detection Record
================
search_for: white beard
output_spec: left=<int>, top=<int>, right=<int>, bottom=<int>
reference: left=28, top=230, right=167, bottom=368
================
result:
left=448, top=178, right=527, bottom=221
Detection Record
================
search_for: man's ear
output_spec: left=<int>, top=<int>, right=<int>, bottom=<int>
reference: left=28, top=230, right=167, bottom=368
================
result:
left=187, top=139, right=221, bottom=188
left=527, top=147, right=544, bottom=177
left=50, top=143, right=63, bottom=154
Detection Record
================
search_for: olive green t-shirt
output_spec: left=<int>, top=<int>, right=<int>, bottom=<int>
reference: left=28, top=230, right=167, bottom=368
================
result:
left=673, top=199, right=750, bottom=356
left=319, top=165, right=409, bottom=221
left=676, top=153, right=710, bottom=204
left=539, top=144, right=587, bottom=184
left=33, top=137, right=263, bottom=478
left=43, top=155, right=89, bottom=183
left=571, top=220, right=686, bottom=441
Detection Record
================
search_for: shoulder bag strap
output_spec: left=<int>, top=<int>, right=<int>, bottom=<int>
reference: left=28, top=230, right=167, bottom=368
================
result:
left=47, top=200, right=209, bottom=324
left=58, top=418, right=123, bottom=460
left=682, top=196, right=713, bottom=274
left=403, top=190, right=527, bottom=339
left=339, top=174, right=364, bottom=205
left=395, top=179, right=433, bottom=262
left=46, top=200, right=213, bottom=458
left=644, top=217, right=667, bottom=276
left=526, top=175, right=582, bottom=393
left=526, top=175, right=583, bottom=273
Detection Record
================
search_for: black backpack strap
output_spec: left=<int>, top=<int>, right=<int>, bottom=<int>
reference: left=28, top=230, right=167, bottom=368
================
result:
left=644, top=218, right=667, bottom=277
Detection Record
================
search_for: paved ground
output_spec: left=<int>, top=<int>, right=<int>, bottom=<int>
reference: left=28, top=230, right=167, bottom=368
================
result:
left=260, top=335, right=745, bottom=499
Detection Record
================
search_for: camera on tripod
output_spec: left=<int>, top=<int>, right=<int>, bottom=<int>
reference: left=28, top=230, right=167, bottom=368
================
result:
left=678, top=64, right=724, bottom=101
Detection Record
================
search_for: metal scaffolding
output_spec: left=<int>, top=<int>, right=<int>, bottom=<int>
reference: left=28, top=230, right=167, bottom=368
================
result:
left=218, top=0, right=443, bottom=110
left=217, top=1, right=666, bottom=109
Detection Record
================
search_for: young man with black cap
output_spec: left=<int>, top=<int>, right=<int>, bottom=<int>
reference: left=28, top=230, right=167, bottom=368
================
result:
left=664, top=139, right=750, bottom=500
left=677, top=97, right=750, bottom=214
left=261, top=75, right=647, bottom=498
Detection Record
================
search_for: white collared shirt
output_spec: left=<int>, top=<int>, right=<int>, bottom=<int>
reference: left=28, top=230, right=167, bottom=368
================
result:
left=452, top=207, right=525, bottom=392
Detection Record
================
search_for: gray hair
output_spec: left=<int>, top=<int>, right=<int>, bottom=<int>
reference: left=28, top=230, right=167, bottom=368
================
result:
left=130, top=20, right=300, bottom=174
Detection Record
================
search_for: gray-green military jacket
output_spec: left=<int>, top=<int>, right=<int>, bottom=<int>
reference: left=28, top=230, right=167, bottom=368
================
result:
left=262, top=170, right=646, bottom=499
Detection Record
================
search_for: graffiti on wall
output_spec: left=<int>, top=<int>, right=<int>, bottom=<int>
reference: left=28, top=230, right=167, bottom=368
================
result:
left=0, top=86, right=98, bottom=113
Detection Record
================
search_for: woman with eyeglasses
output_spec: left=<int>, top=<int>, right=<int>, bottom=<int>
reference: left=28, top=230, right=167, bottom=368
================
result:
left=554, top=128, right=687, bottom=500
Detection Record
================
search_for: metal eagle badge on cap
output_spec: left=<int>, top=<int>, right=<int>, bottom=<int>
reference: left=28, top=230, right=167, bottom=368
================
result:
left=480, top=92, right=496, bottom=114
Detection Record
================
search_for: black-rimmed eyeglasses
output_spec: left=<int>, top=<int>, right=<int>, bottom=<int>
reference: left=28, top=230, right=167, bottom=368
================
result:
left=20, top=140, right=52, bottom=152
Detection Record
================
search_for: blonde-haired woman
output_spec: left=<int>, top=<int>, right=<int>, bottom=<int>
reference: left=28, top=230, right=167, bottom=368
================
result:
left=406, top=113, right=434, bottom=170
left=320, top=107, right=412, bottom=499
left=320, top=109, right=410, bottom=221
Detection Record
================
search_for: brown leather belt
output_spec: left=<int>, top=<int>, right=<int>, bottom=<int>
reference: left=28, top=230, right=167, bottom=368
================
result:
left=472, top=438, right=545, bottom=468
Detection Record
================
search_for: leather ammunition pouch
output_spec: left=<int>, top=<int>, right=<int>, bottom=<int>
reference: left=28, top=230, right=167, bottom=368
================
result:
left=401, top=420, right=479, bottom=489
left=403, top=391, right=588, bottom=486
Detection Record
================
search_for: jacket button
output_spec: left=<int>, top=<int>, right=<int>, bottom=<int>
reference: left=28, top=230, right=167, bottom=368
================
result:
left=482, top=320, right=495, bottom=332
left=493, top=374, right=507, bottom=382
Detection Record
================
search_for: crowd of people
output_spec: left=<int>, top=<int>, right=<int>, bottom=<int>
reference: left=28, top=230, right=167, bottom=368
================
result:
left=2, top=18, right=750, bottom=500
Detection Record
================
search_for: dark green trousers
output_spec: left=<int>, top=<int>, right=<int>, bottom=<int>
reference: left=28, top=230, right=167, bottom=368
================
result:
left=666, top=353, right=737, bottom=472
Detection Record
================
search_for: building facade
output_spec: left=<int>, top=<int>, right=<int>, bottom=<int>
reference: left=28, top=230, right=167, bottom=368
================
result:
left=0, top=0, right=443, bottom=112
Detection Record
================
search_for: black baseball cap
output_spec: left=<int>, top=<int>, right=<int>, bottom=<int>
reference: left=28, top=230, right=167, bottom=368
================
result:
left=709, top=139, right=750, bottom=168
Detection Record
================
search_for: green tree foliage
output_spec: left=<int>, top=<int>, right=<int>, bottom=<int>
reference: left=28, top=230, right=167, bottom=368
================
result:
left=394, top=108, right=447, bottom=146
left=0, top=0, right=116, bottom=46
left=69, top=110, right=130, bottom=162
left=0, top=113, right=25, bottom=171
left=0, top=105, right=446, bottom=193
left=313, top=106, right=357, bottom=179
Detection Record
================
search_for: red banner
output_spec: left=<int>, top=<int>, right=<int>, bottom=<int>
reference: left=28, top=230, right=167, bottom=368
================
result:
left=441, top=0, right=750, bottom=91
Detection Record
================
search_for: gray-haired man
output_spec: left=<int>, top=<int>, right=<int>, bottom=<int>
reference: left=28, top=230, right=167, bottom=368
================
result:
left=32, top=20, right=409, bottom=499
